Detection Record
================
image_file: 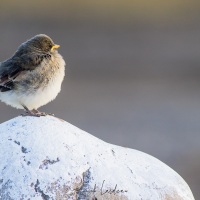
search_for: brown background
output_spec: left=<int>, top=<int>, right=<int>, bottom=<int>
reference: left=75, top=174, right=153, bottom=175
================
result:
left=0, top=0, right=200, bottom=198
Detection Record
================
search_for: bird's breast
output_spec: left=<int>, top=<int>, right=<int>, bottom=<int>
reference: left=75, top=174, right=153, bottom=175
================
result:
left=9, top=53, right=65, bottom=109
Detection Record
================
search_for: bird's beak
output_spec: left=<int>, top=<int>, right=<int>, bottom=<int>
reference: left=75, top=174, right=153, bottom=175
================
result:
left=51, top=44, right=60, bottom=51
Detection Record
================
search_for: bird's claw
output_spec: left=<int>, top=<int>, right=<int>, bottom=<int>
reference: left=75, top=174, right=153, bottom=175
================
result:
left=48, top=113, right=55, bottom=116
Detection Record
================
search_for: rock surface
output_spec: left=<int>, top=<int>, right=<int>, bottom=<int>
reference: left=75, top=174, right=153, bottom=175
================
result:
left=0, top=116, right=194, bottom=200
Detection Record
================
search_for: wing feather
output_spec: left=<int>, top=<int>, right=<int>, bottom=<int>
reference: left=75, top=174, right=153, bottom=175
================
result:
left=0, top=54, right=47, bottom=92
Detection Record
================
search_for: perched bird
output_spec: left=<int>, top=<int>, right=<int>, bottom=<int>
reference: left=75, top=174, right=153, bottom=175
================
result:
left=0, top=34, right=65, bottom=116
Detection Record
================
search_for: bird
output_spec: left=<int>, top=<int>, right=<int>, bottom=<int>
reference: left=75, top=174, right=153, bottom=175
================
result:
left=0, top=34, right=65, bottom=117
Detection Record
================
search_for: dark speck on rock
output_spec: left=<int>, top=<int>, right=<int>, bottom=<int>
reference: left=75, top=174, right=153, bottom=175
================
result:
left=39, top=157, right=60, bottom=169
left=111, top=149, right=115, bottom=156
left=21, top=146, right=29, bottom=153
left=11, top=122, right=17, bottom=126
left=34, top=179, right=50, bottom=200
left=14, top=140, right=20, bottom=145
left=31, top=183, right=34, bottom=187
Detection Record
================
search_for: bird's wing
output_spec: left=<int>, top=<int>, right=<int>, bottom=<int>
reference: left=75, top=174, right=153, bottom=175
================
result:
left=0, top=54, right=45, bottom=92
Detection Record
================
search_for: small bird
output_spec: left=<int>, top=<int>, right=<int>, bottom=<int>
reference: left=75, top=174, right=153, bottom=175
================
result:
left=0, top=34, right=65, bottom=117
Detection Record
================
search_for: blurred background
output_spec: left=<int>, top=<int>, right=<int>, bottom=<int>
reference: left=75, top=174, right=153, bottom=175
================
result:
left=0, top=0, right=200, bottom=198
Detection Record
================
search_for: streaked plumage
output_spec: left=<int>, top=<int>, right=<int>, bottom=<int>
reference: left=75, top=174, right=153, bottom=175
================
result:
left=0, top=34, right=65, bottom=116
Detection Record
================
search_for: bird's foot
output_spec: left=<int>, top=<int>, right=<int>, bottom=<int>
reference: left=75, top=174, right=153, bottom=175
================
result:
left=33, top=109, right=55, bottom=117
left=21, top=109, right=47, bottom=117
left=21, top=111, right=46, bottom=117
left=21, top=104, right=54, bottom=117
left=32, top=109, right=48, bottom=117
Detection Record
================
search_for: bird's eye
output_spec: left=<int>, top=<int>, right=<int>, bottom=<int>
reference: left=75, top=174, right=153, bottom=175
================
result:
left=49, top=45, right=53, bottom=50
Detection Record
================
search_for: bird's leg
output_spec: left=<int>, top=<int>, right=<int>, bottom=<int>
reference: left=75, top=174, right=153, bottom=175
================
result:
left=21, top=105, right=44, bottom=117
left=21, top=104, right=54, bottom=117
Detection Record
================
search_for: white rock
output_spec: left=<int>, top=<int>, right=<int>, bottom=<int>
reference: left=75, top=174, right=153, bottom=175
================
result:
left=0, top=116, right=194, bottom=200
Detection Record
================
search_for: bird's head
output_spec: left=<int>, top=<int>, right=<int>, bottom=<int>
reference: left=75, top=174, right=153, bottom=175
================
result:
left=19, top=34, right=60, bottom=54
